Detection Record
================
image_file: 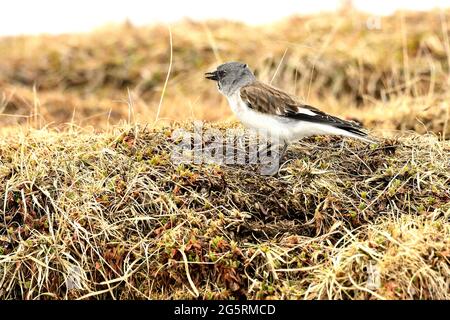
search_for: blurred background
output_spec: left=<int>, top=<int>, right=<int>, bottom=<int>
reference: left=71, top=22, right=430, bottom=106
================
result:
left=1, top=0, right=450, bottom=137
left=1, top=0, right=449, bottom=35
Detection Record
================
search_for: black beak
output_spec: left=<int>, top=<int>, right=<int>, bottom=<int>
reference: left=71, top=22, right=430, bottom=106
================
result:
left=205, top=71, right=219, bottom=81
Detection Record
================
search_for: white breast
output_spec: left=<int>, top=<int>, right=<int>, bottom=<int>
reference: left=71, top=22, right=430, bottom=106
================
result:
left=226, top=91, right=293, bottom=141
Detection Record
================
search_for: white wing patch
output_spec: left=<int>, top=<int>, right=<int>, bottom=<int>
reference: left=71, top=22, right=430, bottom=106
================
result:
left=296, top=107, right=317, bottom=116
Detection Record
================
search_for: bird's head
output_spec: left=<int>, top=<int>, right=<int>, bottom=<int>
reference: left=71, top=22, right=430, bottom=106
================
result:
left=205, top=61, right=256, bottom=96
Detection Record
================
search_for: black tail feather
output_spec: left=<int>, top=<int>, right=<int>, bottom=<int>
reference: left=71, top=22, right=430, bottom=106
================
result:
left=337, top=124, right=367, bottom=137
left=284, top=111, right=366, bottom=135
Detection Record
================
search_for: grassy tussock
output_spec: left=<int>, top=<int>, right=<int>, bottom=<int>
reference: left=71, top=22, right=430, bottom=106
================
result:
left=0, top=125, right=448, bottom=299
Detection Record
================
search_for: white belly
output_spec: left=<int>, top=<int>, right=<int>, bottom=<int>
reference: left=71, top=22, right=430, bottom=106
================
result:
left=226, top=92, right=288, bottom=139
left=226, top=91, right=335, bottom=142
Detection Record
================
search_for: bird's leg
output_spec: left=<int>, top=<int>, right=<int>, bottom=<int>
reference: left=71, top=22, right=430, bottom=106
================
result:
left=248, top=140, right=269, bottom=164
left=279, top=141, right=289, bottom=160
left=258, top=141, right=288, bottom=176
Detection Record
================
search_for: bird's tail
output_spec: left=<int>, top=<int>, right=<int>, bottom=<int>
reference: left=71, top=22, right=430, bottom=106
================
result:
left=333, top=125, right=378, bottom=144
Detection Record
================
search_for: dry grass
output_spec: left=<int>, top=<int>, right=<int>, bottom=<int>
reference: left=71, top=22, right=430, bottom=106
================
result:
left=0, top=10, right=449, bottom=136
left=0, top=125, right=448, bottom=299
left=0, top=9, right=449, bottom=300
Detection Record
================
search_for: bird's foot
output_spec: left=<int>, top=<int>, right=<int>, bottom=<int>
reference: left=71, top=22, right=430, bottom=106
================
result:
left=258, top=161, right=280, bottom=176
left=257, top=142, right=288, bottom=176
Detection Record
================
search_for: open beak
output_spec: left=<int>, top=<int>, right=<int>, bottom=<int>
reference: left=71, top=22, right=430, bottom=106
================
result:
left=205, top=71, right=219, bottom=81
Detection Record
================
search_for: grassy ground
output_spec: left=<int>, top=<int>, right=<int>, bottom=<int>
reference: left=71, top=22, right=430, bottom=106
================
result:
left=0, top=125, right=448, bottom=299
left=0, top=9, right=449, bottom=299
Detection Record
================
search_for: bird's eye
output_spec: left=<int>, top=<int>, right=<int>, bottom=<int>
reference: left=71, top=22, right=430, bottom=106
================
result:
left=242, top=64, right=247, bottom=68
left=218, top=70, right=226, bottom=77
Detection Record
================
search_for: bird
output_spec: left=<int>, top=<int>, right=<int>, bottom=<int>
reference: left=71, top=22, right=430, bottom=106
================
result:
left=205, top=61, right=375, bottom=165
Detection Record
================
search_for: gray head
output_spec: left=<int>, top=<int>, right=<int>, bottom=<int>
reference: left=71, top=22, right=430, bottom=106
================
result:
left=205, top=61, right=256, bottom=96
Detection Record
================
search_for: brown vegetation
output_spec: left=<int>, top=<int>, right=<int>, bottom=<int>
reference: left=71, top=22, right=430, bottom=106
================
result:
left=0, top=10, right=449, bottom=299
